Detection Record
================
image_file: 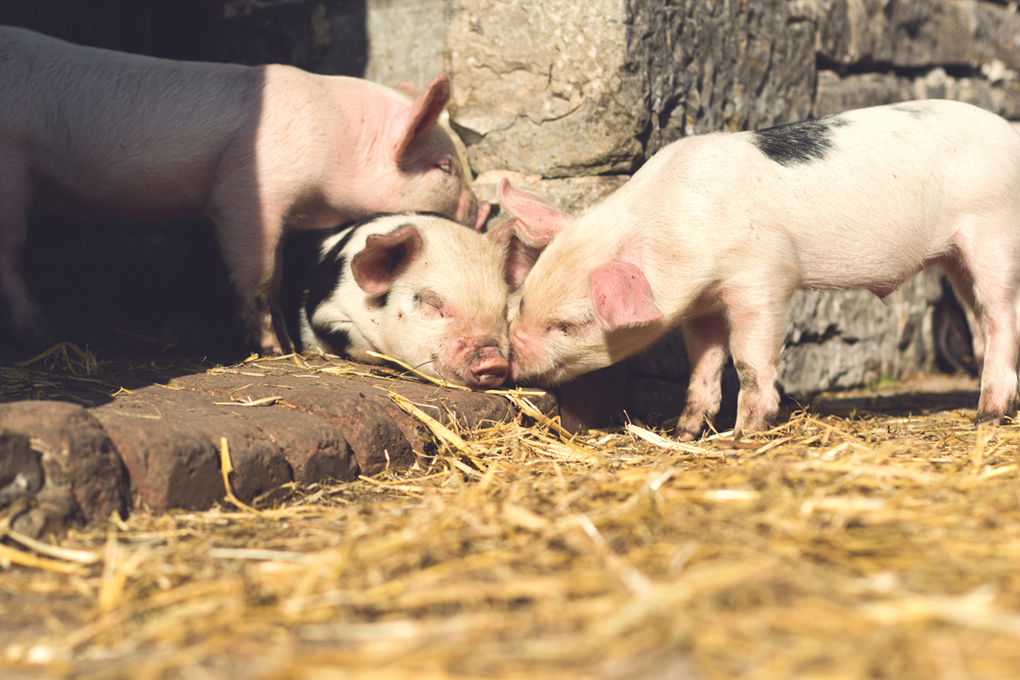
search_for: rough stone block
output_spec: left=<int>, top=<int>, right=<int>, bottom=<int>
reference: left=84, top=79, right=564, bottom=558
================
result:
left=167, top=362, right=549, bottom=475
left=281, top=387, right=415, bottom=477
left=95, top=389, right=298, bottom=509
left=97, top=412, right=224, bottom=513
left=95, top=379, right=357, bottom=513
left=449, top=0, right=819, bottom=177
left=364, top=0, right=447, bottom=89
left=0, top=431, right=43, bottom=507
left=827, top=0, right=1020, bottom=72
left=0, top=401, right=128, bottom=538
left=448, top=0, right=640, bottom=177
left=169, top=370, right=420, bottom=474
left=814, top=68, right=1020, bottom=120
left=163, top=373, right=363, bottom=483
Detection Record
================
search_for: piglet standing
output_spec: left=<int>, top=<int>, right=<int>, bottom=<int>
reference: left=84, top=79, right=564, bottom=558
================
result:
left=0, top=26, right=488, bottom=355
left=297, top=213, right=528, bottom=389
left=500, top=99, right=1020, bottom=438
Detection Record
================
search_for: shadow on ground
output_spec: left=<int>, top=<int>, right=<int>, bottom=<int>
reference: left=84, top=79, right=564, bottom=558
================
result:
left=805, top=375, right=981, bottom=421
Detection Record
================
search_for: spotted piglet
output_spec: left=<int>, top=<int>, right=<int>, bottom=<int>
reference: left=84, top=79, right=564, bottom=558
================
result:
left=296, top=213, right=532, bottom=389
left=500, top=99, right=1020, bottom=438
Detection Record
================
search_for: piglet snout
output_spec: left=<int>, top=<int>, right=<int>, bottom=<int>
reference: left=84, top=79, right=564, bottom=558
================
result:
left=464, top=347, right=510, bottom=389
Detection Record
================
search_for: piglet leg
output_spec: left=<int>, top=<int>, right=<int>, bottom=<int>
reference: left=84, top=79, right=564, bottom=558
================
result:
left=0, top=162, right=52, bottom=348
left=210, top=196, right=293, bottom=356
left=676, top=313, right=729, bottom=441
left=722, top=284, right=791, bottom=439
left=948, top=231, right=1020, bottom=423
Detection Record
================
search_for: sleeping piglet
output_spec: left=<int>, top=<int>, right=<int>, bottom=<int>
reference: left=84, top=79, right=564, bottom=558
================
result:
left=499, top=99, right=1020, bottom=438
left=0, top=26, right=488, bottom=355
left=297, top=213, right=530, bottom=389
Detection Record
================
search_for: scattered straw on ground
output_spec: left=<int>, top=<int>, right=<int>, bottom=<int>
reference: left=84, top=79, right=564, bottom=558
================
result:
left=1, top=360, right=1019, bottom=679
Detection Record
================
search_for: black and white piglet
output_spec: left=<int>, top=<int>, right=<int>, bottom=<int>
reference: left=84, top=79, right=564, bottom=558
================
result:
left=292, top=213, right=524, bottom=389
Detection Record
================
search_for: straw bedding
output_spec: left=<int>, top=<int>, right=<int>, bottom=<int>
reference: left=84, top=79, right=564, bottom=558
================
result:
left=1, top=352, right=1019, bottom=679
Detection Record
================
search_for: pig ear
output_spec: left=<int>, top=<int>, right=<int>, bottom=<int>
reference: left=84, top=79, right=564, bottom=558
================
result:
left=497, top=178, right=572, bottom=243
left=351, top=225, right=424, bottom=295
left=393, top=74, right=451, bottom=167
left=590, top=260, right=663, bottom=330
left=486, top=217, right=548, bottom=288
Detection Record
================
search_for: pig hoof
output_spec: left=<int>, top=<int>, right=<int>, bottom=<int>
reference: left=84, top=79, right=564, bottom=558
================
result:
left=673, top=415, right=705, bottom=441
left=260, top=344, right=285, bottom=358
left=974, top=410, right=1005, bottom=426
left=673, top=423, right=704, bottom=441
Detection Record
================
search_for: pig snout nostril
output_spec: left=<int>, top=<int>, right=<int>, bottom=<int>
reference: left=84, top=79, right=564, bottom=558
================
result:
left=466, top=355, right=510, bottom=389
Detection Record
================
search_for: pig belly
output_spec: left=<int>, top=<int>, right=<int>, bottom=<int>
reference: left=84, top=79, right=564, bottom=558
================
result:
left=783, top=207, right=956, bottom=294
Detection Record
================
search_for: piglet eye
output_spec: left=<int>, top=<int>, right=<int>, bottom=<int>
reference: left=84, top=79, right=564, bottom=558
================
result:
left=545, top=316, right=596, bottom=336
left=415, top=290, right=447, bottom=318
left=436, top=159, right=456, bottom=176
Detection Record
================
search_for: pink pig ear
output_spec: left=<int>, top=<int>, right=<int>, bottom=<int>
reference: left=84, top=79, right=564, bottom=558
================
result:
left=590, top=260, right=663, bottom=330
left=486, top=217, right=548, bottom=288
left=351, top=225, right=424, bottom=295
left=497, top=178, right=573, bottom=243
left=393, top=75, right=451, bottom=167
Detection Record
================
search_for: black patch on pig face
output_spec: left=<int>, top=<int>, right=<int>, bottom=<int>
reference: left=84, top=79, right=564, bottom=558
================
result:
left=313, top=325, right=351, bottom=356
left=304, top=234, right=354, bottom=317
left=753, top=116, right=847, bottom=166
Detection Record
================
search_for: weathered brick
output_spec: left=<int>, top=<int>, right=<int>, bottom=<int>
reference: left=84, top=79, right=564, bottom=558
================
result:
left=0, top=401, right=128, bottom=538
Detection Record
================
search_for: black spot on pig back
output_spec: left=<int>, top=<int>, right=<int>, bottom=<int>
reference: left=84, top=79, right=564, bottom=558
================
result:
left=753, top=116, right=847, bottom=166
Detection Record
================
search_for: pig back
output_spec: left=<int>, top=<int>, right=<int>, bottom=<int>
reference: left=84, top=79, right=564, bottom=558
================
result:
left=665, top=101, right=1020, bottom=293
left=0, top=26, right=261, bottom=218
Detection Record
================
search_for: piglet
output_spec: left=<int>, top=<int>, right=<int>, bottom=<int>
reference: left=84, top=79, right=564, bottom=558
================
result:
left=0, top=26, right=488, bottom=355
left=297, top=213, right=531, bottom=389
left=500, top=99, right=1020, bottom=438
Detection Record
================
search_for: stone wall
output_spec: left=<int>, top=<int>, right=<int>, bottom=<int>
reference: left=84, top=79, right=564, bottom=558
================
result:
left=443, top=0, right=1020, bottom=172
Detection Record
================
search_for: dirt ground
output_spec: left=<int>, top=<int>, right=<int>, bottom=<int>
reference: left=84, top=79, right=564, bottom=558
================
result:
left=1, top=370, right=1019, bottom=680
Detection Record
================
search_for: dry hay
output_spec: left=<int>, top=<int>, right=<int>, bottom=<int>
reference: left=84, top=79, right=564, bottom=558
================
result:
left=1, top=364, right=1020, bottom=679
